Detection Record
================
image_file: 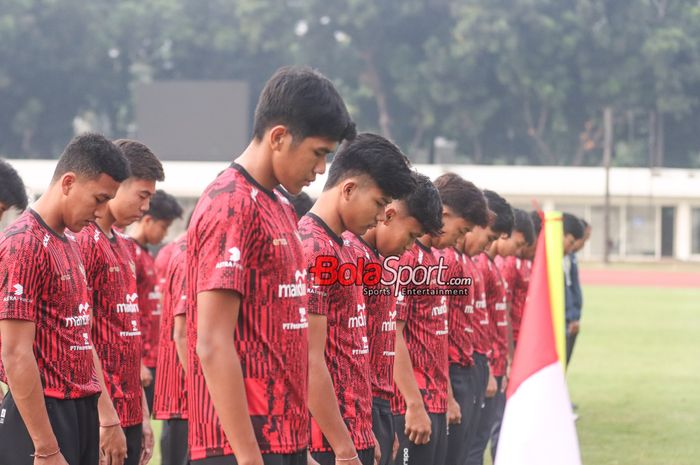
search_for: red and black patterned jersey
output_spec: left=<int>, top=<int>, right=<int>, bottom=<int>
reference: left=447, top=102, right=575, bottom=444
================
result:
left=153, top=237, right=187, bottom=420
left=0, top=210, right=100, bottom=399
left=75, top=223, right=143, bottom=427
left=391, top=241, right=448, bottom=415
left=474, top=253, right=508, bottom=377
left=131, top=241, right=161, bottom=368
left=465, top=256, right=489, bottom=356
left=343, top=232, right=397, bottom=401
left=155, top=240, right=178, bottom=287
left=300, top=215, right=373, bottom=452
left=436, top=248, right=474, bottom=367
left=186, top=164, right=309, bottom=459
left=511, top=257, right=531, bottom=344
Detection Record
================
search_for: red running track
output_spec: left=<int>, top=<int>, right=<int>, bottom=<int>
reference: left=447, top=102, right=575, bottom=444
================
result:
left=580, top=268, right=699, bottom=288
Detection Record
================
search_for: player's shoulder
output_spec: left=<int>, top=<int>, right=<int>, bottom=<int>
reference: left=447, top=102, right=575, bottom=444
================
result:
left=1, top=211, right=50, bottom=251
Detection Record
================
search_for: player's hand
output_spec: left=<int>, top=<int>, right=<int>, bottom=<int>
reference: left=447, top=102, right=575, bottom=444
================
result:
left=139, top=420, right=154, bottom=464
left=34, top=451, right=70, bottom=465
left=373, top=432, right=381, bottom=465
left=447, top=394, right=462, bottom=425
left=100, top=423, right=127, bottom=465
left=140, top=365, right=153, bottom=388
left=486, top=373, right=498, bottom=398
left=405, top=403, right=432, bottom=445
left=568, top=321, right=580, bottom=335
left=334, top=456, right=362, bottom=465
left=392, top=432, right=399, bottom=461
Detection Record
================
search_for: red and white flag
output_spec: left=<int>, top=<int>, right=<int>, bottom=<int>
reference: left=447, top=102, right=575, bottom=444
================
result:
left=495, top=213, right=582, bottom=465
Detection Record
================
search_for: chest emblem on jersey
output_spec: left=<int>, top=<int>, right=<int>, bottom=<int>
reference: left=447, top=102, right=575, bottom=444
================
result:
left=42, top=234, right=50, bottom=248
left=251, top=188, right=259, bottom=202
left=65, top=303, right=91, bottom=328
left=278, top=270, right=307, bottom=298
left=119, top=319, right=142, bottom=337
left=348, top=303, right=367, bottom=329
left=117, top=293, right=139, bottom=314
left=353, top=336, right=369, bottom=356
left=382, top=310, right=397, bottom=332
left=93, top=229, right=100, bottom=242
left=432, top=296, right=448, bottom=317
left=67, top=332, right=94, bottom=351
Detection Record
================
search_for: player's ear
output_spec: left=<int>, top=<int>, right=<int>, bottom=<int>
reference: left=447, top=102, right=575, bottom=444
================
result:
left=61, top=173, right=77, bottom=196
left=341, top=179, right=358, bottom=200
left=384, top=206, right=397, bottom=224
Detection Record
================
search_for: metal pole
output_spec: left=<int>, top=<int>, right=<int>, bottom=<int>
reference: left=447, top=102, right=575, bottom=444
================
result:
left=603, top=106, right=613, bottom=263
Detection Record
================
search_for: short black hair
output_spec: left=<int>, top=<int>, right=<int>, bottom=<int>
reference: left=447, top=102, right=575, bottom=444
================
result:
left=581, top=218, right=590, bottom=229
left=52, top=133, right=130, bottom=183
left=403, top=172, right=443, bottom=236
left=483, top=190, right=514, bottom=236
left=433, top=173, right=489, bottom=227
left=253, top=66, right=356, bottom=144
left=324, top=133, right=415, bottom=199
left=530, top=211, right=543, bottom=237
left=563, top=213, right=584, bottom=239
left=145, top=190, right=183, bottom=221
left=113, top=139, right=164, bottom=181
left=0, top=159, right=28, bottom=211
left=513, top=208, right=535, bottom=246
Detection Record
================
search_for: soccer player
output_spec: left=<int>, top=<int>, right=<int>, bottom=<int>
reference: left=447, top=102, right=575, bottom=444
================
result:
left=0, top=133, right=130, bottom=465
left=0, top=159, right=28, bottom=222
left=343, top=172, right=442, bottom=465
left=465, top=190, right=514, bottom=465
left=567, top=218, right=591, bottom=366
left=129, top=189, right=183, bottom=412
left=490, top=208, right=534, bottom=461
left=441, top=186, right=489, bottom=465
left=75, top=139, right=164, bottom=465
left=392, top=173, right=482, bottom=465
left=153, top=235, right=189, bottom=465
left=186, top=65, right=355, bottom=465
left=300, top=133, right=415, bottom=465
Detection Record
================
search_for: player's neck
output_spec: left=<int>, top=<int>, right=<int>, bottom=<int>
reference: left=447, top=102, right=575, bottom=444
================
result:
left=32, top=191, right=67, bottom=235
left=95, top=211, right=117, bottom=238
left=308, top=192, right=346, bottom=238
left=361, top=228, right=377, bottom=249
left=130, top=224, right=148, bottom=246
left=234, top=141, right=279, bottom=192
left=417, top=234, right=433, bottom=250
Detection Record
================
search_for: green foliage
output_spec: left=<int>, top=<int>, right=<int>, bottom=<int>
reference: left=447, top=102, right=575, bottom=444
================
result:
left=2, top=0, right=700, bottom=166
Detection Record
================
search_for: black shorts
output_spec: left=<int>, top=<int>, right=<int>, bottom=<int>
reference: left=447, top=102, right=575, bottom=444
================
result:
left=0, top=391, right=99, bottom=465
left=394, top=412, right=448, bottom=465
left=161, top=418, right=189, bottom=465
left=372, top=397, right=395, bottom=465
left=191, top=450, right=308, bottom=465
left=313, top=448, right=375, bottom=465
left=445, top=363, right=477, bottom=465
left=123, top=423, right=143, bottom=465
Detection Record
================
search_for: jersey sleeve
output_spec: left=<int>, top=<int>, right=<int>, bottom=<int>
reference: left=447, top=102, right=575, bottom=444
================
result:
left=0, top=235, right=46, bottom=322
left=194, top=194, right=254, bottom=297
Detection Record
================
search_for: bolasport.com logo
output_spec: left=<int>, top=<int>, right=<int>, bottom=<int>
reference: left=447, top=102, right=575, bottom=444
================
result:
left=309, top=255, right=472, bottom=298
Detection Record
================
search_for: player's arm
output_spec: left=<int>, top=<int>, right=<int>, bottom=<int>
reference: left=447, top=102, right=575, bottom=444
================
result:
left=196, top=290, right=262, bottom=465
left=173, top=314, right=188, bottom=375
left=393, top=320, right=431, bottom=445
left=91, top=347, right=128, bottom=465
left=446, top=372, right=461, bottom=425
left=307, top=313, right=359, bottom=461
left=139, top=387, right=154, bottom=465
left=0, top=320, right=67, bottom=461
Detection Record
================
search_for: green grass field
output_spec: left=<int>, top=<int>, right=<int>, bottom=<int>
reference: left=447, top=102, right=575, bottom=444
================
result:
left=6, top=284, right=700, bottom=465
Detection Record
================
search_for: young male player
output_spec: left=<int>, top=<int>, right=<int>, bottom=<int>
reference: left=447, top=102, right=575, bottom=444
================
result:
left=153, top=235, right=189, bottom=465
left=465, top=190, right=513, bottom=465
left=129, top=190, right=183, bottom=411
left=300, top=133, right=415, bottom=465
left=75, top=139, right=164, bottom=465
left=186, top=65, right=355, bottom=465
left=490, top=208, right=534, bottom=461
left=0, top=158, right=28, bottom=222
left=441, top=185, right=489, bottom=465
left=566, top=218, right=591, bottom=365
left=0, top=133, right=130, bottom=465
left=392, top=173, right=485, bottom=465
left=343, top=172, right=443, bottom=465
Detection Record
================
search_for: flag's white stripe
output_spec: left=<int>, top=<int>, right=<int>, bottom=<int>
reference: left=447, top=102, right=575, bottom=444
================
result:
left=495, top=362, right=582, bottom=465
